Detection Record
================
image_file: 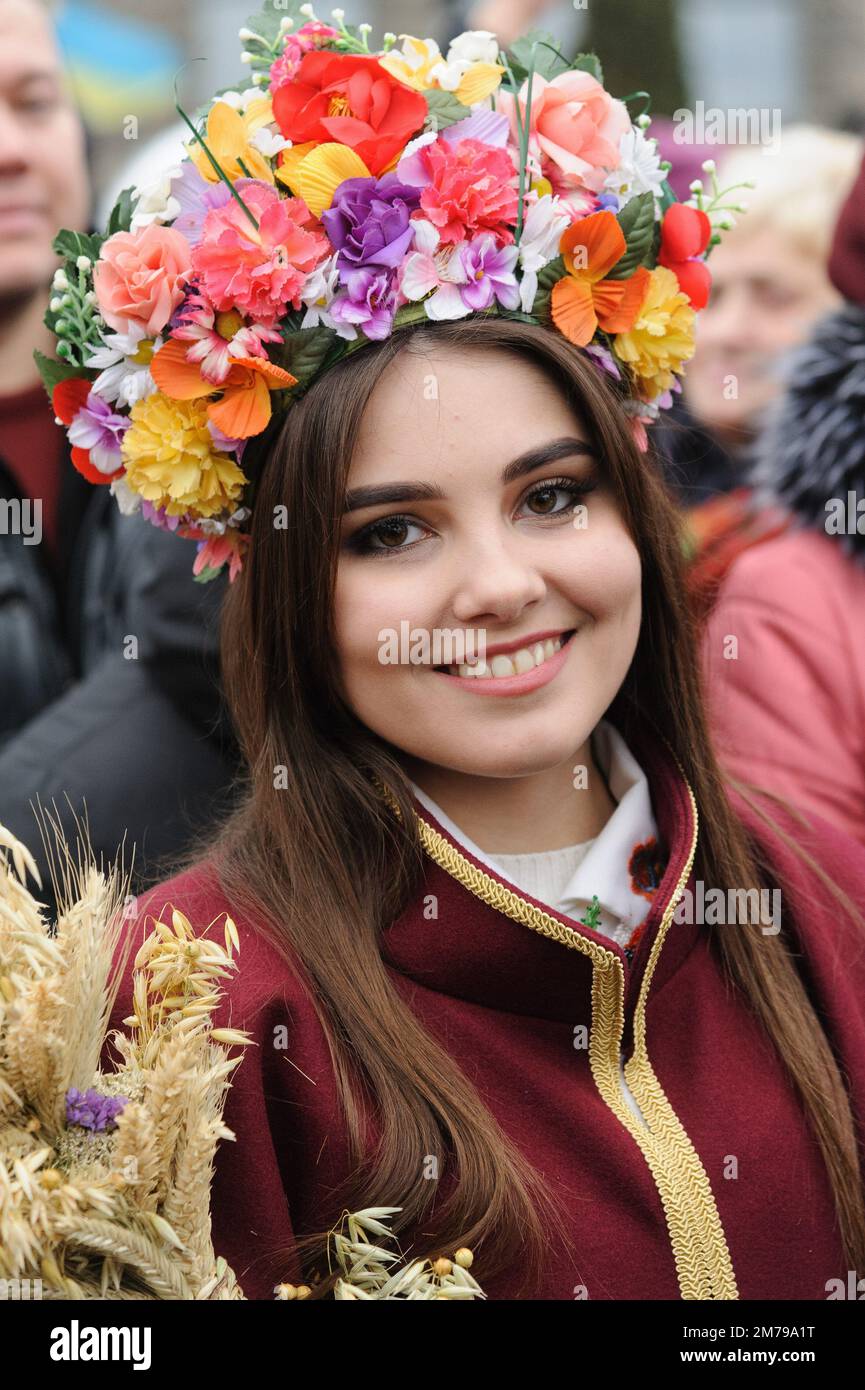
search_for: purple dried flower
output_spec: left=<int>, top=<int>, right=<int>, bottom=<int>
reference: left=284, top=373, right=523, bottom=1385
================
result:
left=65, top=1086, right=128, bottom=1132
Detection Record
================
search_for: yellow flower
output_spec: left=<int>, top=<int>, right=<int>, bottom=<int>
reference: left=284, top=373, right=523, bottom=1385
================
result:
left=379, top=36, right=443, bottom=90
left=121, top=392, right=248, bottom=518
left=379, top=35, right=503, bottom=105
left=613, top=266, right=696, bottom=397
left=189, top=97, right=276, bottom=185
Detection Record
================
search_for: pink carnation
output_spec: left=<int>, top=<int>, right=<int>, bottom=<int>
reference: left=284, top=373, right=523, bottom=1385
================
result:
left=93, top=224, right=191, bottom=336
left=192, top=181, right=330, bottom=327
left=415, top=138, right=519, bottom=246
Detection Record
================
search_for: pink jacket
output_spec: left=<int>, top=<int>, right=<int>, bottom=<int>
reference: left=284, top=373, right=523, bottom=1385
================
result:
left=702, top=529, right=865, bottom=842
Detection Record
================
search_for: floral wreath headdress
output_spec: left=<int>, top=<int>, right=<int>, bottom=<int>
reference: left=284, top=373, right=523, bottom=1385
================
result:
left=36, top=1, right=743, bottom=582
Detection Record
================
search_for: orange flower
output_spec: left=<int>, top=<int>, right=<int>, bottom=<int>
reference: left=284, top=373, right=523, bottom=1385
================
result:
left=551, top=210, right=650, bottom=347
left=151, top=338, right=298, bottom=439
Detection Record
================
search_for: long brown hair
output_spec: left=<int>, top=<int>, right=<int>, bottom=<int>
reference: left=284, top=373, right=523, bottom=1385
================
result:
left=211, top=315, right=865, bottom=1294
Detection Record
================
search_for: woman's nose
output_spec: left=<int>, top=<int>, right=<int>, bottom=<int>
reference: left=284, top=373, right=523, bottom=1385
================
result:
left=449, top=530, right=548, bottom=624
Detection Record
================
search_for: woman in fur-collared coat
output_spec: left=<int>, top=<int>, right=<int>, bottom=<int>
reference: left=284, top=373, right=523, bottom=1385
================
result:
left=703, top=152, right=865, bottom=843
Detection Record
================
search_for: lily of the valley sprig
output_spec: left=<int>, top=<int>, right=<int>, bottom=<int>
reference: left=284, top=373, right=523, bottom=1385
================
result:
left=36, top=0, right=736, bottom=582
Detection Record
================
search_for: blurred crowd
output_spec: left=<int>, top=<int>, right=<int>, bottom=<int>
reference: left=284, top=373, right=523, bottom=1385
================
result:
left=2, top=0, right=865, bottom=901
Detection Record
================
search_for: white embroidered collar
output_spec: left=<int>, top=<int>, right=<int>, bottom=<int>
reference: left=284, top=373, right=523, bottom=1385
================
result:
left=408, top=720, right=660, bottom=946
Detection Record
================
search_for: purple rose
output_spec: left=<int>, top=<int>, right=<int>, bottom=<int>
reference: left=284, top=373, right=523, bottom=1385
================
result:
left=322, top=174, right=421, bottom=280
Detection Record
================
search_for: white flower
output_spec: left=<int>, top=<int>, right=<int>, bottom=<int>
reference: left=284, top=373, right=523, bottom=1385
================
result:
left=401, top=128, right=437, bottom=162
left=300, top=254, right=356, bottom=338
left=130, top=166, right=183, bottom=230
left=196, top=506, right=250, bottom=536
left=400, top=219, right=470, bottom=321
left=517, top=194, right=572, bottom=313
left=395, top=128, right=438, bottom=184
left=249, top=126, right=291, bottom=158
left=447, top=30, right=499, bottom=65
left=215, top=87, right=263, bottom=112
left=110, top=476, right=142, bottom=516
left=602, top=126, right=667, bottom=207
left=86, top=325, right=162, bottom=407
left=430, top=30, right=500, bottom=93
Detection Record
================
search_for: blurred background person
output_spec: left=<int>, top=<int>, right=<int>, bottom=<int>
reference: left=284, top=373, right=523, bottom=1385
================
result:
left=656, top=126, right=862, bottom=617
left=665, top=126, right=862, bottom=501
left=0, top=0, right=239, bottom=906
left=701, top=150, right=865, bottom=843
left=0, top=0, right=90, bottom=737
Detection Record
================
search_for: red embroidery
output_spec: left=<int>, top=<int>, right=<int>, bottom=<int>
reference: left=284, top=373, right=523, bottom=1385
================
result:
left=625, top=920, right=647, bottom=954
left=628, top=837, right=665, bottom=902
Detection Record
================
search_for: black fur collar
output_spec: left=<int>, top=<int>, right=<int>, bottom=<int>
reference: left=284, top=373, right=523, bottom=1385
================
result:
left=750, top=303, right=865, bottom=561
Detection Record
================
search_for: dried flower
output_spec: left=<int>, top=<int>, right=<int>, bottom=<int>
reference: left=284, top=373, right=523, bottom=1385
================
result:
left=65, top=1087, right=128, bottom=1132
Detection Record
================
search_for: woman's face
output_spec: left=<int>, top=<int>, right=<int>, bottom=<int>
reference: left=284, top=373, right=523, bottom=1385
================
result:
left=333, top=345, right=642, bottom=781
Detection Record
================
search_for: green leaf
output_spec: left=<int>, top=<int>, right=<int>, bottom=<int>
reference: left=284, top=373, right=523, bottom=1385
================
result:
left=571, top=52, right=604, bottom=86
left=607, top=192, right=656, bottom=280
left=508, top=31, right=570, bottom=82
left=531, top=254, right=566, bottom=320
left=53, top=228, right=104, bottom=265
left=496, top=309, right=538, bottom=326
left=277, top=325, right=343, bottom=385
left=658, top=178, right=677, bottom=215
left=193, top=564, right=223, bottom=584
left=107, top=185, right=137, bottom=237
left=423, top=88, right=473, bottom=132
left=33, top=348, right=92, bottom=399
left=391, top=302, right=436, bottom=332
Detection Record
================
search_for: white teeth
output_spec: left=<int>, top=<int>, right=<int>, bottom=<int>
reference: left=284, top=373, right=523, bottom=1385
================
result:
left=513, top=648, right=535, bottom=675
left=451, top=634, right=567, bottom=679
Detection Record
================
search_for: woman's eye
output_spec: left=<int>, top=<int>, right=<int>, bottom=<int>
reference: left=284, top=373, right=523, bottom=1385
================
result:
left=520, top=478, right=595, bottom=518
left=351, top=514, right=431, bottom=555
left=347, top=477, right=596, bottom=556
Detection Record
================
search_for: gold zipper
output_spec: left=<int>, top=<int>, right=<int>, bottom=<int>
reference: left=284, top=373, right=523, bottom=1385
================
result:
left=409, top=779, right=739, bottom=1301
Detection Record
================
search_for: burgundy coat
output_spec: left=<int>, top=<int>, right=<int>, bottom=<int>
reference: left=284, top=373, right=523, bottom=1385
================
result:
left=102, top=738, right=865, bottom=1300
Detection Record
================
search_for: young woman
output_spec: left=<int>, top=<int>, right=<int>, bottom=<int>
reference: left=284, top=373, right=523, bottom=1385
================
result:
left=106, top=313, right=865, bottom=1301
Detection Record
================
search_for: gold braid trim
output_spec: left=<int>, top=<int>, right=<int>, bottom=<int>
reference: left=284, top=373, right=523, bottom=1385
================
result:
left=410, top=794, right=739, bottom=1301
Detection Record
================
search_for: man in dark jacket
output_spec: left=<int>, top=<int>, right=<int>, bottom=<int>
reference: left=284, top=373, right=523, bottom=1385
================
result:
left=0, top=0, right=239, bottom=906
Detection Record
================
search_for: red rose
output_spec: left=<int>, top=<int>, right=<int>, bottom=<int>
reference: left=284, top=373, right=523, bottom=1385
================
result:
left=272, top=50, right=428, bottom=176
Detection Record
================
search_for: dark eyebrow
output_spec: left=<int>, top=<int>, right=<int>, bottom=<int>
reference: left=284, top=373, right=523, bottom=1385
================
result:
left=342, top=436, right=599, bottom=514
left=14, top=70, right=61, bottom=86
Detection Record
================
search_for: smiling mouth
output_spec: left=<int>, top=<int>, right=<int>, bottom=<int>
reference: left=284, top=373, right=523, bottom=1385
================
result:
left=434, top=629, right=577, bottom=680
